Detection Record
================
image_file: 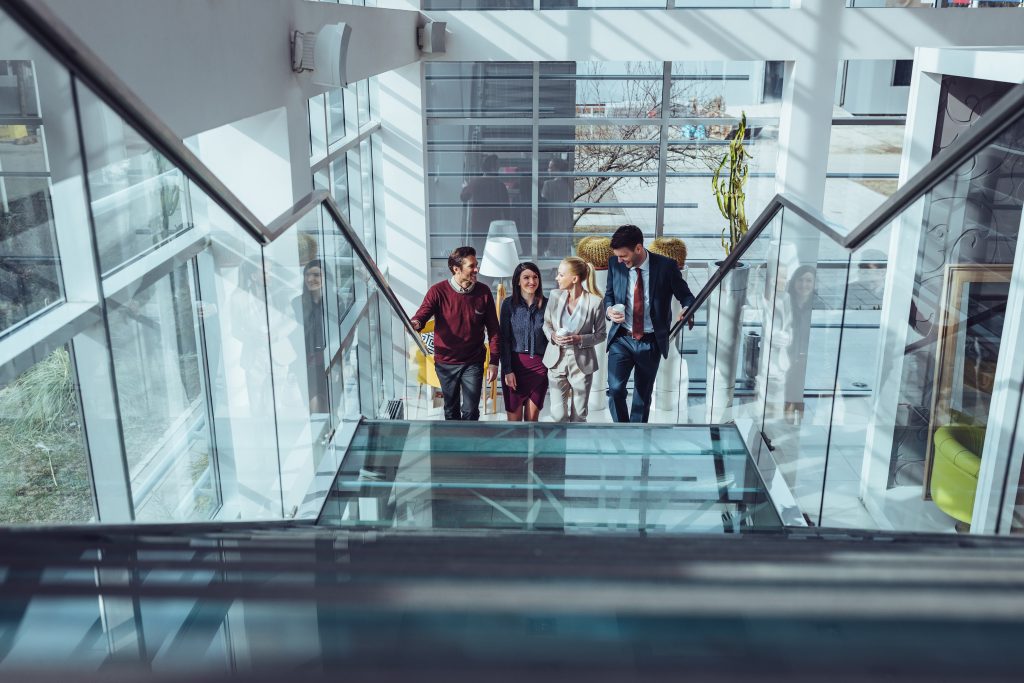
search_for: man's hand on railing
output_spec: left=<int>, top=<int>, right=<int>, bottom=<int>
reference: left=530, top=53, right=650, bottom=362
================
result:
left=678, top=307, right=694, bottom=331
left=411, top=319, right=422, bottom=331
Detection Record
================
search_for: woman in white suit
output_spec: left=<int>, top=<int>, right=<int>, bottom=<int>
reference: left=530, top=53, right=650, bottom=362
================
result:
left=543, top=256, right=606, bottom=422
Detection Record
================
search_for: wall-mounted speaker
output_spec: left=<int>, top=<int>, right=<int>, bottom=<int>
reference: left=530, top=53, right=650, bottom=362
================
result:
left=313, top=22, right=352, bottom=88
left=418, top=20, right=446, bottom=54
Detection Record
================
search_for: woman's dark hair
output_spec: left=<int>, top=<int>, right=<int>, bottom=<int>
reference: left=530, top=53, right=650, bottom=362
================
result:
left=786, top=264, right=816, bottom=306
left=511, top=261, right=543, bottom=308
left=549, top=157, right=569, bottom=173
left=303, top=258, right=323, bottom=294
left=448, top=246, right=476, bottom=274
left=610, top=224, right=644, bottom=250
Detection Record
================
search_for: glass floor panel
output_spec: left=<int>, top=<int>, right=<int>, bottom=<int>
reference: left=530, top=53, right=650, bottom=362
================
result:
left=317, top=421, right=782, bottom=533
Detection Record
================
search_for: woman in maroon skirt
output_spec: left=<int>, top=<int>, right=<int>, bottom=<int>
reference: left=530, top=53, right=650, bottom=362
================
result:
left=499, top=262, right=549, bottom=421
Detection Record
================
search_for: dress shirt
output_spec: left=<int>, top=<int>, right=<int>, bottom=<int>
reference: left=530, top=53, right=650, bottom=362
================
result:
left=623, top=252, right=653, bottom=334
left=509, top=301, right=543, bottom=357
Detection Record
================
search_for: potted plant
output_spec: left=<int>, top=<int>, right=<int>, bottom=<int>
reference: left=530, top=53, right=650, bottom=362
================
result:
left=706, top=112, right=752, bottom=422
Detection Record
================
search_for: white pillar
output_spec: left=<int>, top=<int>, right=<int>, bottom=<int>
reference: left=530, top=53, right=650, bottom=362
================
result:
left=971, top=206, right=1024, bottom=534
left=774, top=0, right=843, bottom=214
left=378, top=61, right=429, bottom=401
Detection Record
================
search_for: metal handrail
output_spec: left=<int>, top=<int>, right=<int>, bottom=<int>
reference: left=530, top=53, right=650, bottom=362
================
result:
left=845, top=83, right=1024, bottom=252
left=670, top=82, right=1024, bottom=340
left=271, top=191, right=431, bottom=357
left=2, top=0, right=268, bottom=244
left=669, top=193, right=843, bottom=339
left=321, top=197, right=432, bottom=357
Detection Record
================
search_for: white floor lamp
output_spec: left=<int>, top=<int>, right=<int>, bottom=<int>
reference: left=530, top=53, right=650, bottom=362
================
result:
left=480, top=236, right=519, bottom=414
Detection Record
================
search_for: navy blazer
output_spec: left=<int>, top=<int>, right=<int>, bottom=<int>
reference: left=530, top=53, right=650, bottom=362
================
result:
left=603, top=250, right=696, bottom=358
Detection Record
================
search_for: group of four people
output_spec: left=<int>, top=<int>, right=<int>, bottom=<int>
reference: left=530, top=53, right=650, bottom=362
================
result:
left=410, top=225, right=696, bottom=424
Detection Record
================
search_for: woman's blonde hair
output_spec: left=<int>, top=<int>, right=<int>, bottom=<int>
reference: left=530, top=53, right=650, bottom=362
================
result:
left=561, top=256, right=598, bottom=297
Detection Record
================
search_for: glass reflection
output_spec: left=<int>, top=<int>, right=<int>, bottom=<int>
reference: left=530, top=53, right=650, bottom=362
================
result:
left=78, top=87, right=190, bottom=275
left=0, top=345, right=93, bottom=523
left=0, top=54, right=66, bottom=334
left=107, top=261, right=217, bottom=520
left=319, top=421, right=781, bottom=533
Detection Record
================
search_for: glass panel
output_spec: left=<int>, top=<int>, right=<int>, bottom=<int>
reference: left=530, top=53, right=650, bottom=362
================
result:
left=189, top=188, right=283, bottom=518
left=357, top=79, right=370, bottom=130
left=540, top=62, right=662, bottom=118
left=0, top=44, right=70, bottom=333
left=541, top=124, right=661, bottom=247
left=262, top=216, right=331, bottom=515
left=313, top=167, right=328, bottom=192
left=326, top=88, right=345, bottom=145
left=850, top=0, right=1021, bottom=7
left=330, top=154, right=348, bottom=219
left=359, top=138, right=376, bottom=257
left=319, top=422, right=780, bottom=533
left=425, top=62, right=534, bottom=119
left=422, top=0, right=531, bottom=6
left=842, top=99, right=1024, bottom=532
left=309, top=93, right=327, bottom=159
left=345, top=146, right=363, bottom=245
left=78, top=87, right=190, bottom=275
left=107, top=261, right=216, bottom=521
left=827, top=57, right=909, bottom=224
left=674, top=209, right=783, bottom=426
left=541, top=0, right=666, bottom=6
left=820, top=226, right=891, bottom=529
left=757, top=211, right=850, bottom=525
left=0, top=345, right=93, bottom=522
left=341, top=340, right=360, bottom=420
left=322, top=204, right=356, bottom=355
left=427, top=124, right=533, bottom=257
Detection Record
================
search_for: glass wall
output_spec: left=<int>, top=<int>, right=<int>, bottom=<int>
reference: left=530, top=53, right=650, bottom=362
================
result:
left=0, top=345, right=93, bottom=523
left=826, top=59, right=909, bottom=227
left=0, top=3, right=400, bottom=524
left=423, top=1, right=790, bottom=8
left=425, top=60, right=782, bottom=273
left=0, top=57, right=65, bottom=335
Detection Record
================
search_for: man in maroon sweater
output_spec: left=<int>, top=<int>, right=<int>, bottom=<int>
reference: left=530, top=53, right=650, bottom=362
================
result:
left=411, top=246, right=500, bottom=420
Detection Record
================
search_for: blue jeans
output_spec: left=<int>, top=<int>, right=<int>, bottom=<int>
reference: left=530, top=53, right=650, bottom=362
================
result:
left=607, top=331, right=661, bottom=423
left=435, top=361, right=484, bottom=420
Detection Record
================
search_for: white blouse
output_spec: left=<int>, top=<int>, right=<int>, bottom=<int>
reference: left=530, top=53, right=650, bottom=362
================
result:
left=560, top=294, right=586, bottom=334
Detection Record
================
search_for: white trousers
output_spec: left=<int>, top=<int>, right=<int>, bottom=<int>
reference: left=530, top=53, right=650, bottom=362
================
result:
left=548, top=352, right=593, bottom=423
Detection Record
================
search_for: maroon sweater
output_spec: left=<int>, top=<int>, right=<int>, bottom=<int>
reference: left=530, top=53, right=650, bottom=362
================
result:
left=412, top=280, right=500, bottom=366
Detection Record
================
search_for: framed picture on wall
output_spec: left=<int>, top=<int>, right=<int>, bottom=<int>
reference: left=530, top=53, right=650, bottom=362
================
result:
left=922, top=263, right=1012, bottom=497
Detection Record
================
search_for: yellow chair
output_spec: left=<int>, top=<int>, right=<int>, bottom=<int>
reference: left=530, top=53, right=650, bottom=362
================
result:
left=413, top=320, right=497, bottom=414
left=930, top=424, right=985, bottom=525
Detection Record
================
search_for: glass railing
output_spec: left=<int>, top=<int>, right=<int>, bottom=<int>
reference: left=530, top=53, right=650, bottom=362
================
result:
left=660, top=82, right=1024, bottom=534
left=0, top=1, right=427, bottom=525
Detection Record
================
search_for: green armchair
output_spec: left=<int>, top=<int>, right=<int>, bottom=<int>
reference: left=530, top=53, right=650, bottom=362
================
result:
left=930, top=424, right=986, bottom=525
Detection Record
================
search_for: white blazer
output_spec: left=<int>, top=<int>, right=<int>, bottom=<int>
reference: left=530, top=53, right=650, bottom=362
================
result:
left=542, top=289, right=606, bottom=375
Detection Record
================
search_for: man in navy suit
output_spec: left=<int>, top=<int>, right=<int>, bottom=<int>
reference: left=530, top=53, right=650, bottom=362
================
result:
left=604, top=225, right=695, bottom=423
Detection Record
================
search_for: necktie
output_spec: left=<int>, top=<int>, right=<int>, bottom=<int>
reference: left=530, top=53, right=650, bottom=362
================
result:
left=632, top=267, right=644, bottom=340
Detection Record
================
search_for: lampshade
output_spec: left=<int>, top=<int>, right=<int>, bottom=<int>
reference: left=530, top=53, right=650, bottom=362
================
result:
left=479, top=236, right=519, bottom=278
left=486, top=219, right=522, bottom=256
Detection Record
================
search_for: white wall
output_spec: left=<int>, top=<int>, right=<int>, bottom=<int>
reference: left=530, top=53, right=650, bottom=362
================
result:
left=41, top=0, right=421, bottom=140
left=840, top=60, right=912, bottom=115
